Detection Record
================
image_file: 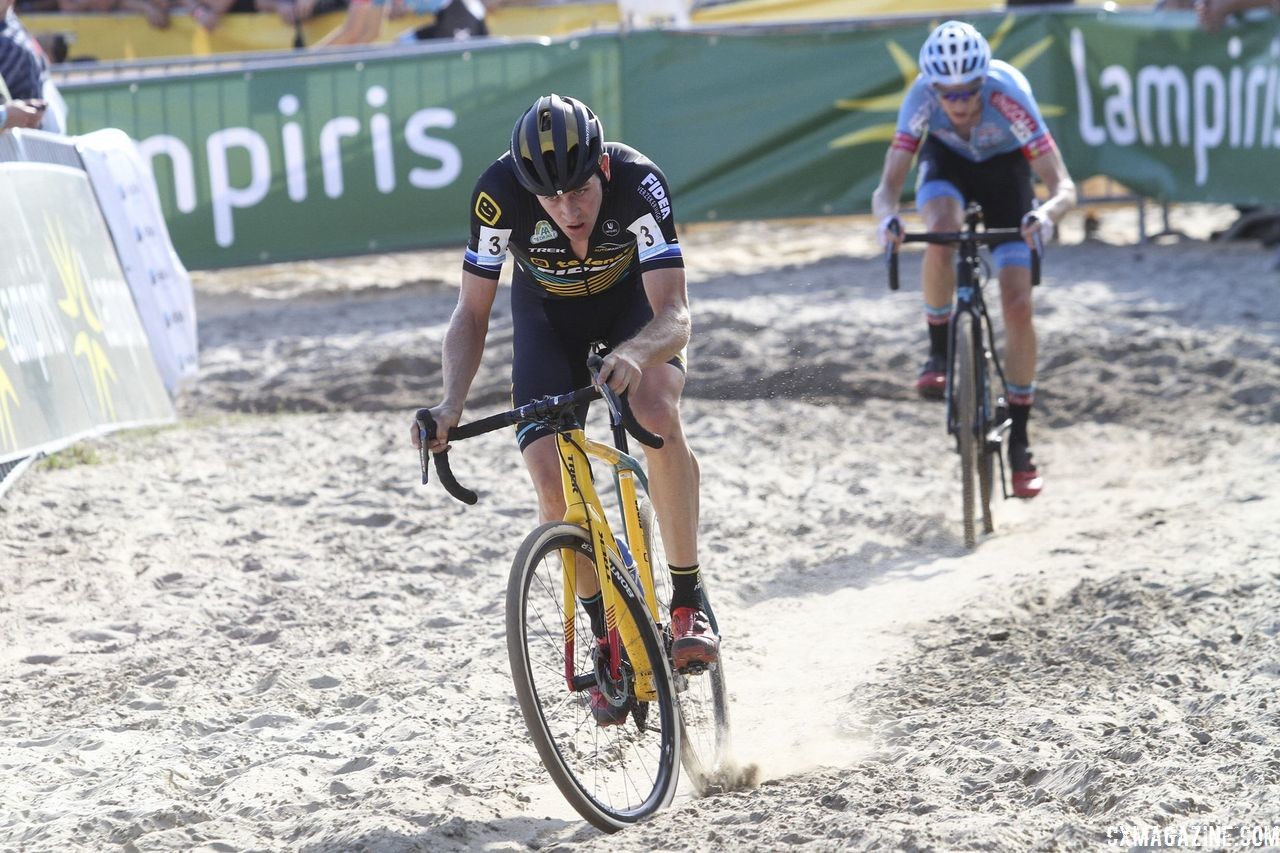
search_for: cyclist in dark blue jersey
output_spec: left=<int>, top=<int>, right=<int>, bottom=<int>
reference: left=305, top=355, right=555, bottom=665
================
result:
left=872, top=20, right=1077, bottom=499
left=412, top=95, right=719, bottom=714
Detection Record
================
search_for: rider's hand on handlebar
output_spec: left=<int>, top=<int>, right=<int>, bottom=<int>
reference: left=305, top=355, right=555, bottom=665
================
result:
left=877, top=214, right=904, bottom=250
left=1021, top=210, right=1054, bottom=247
left=410, top=403, right=461, bottom=453
left=597, top=349, right=643, bottom=396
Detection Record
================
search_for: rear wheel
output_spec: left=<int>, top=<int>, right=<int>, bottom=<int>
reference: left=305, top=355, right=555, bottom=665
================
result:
left=506, top=521, right=680, bottom=832
left=637, top=497, right=733, bottom=794
left=954, top=312, right=982, bottom=549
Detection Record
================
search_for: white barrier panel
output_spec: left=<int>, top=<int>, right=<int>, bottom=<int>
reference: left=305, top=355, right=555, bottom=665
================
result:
left=0, top=133, right=175, bottom=468
left=77, top=129, right=199, bottom=395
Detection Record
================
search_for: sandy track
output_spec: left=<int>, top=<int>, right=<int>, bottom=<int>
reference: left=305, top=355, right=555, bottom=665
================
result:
left=1, top=209, right=1277, bottom=851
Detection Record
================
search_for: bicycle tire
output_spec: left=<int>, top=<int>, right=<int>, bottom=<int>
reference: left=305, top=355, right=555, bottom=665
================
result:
left=506, top=521, right=681, bottom=831
left=637, top=497, right=733, bottom=795
left=977, top=351, right=996, bottom=537
left=954, top=312, right=981, bottom=549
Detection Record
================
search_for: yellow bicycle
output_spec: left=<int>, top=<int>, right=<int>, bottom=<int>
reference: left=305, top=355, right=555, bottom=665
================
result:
left=415, top=354, right=730, bottom=831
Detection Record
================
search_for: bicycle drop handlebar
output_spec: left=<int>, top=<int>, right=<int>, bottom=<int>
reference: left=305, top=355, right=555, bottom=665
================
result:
left=415, top=355, right=665, bottom=505
left=886, top=224, right=1041, bottom=291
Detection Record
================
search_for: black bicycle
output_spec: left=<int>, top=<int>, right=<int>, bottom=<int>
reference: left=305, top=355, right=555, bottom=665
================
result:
left=886, top=202, right=1041, bottom=548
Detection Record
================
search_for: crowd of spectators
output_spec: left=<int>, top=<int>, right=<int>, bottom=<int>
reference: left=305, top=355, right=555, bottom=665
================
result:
left=2, top=0, right=63, bottom=132
left=10, top=0, right=519, bottom=41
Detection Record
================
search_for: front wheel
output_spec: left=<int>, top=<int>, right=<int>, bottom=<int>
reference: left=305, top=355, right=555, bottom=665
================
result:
left=506, top=522, right=681, bottom=832
left=954, top=312, right=985, bottom=549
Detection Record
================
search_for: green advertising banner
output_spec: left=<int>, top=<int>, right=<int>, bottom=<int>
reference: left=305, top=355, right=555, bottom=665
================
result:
left=0, top=162, right=174, bottom=463
left=1049, top=13, right=1280, bottom=204
left=65, top=40, right=622, bottom=269
left=59, top=11, right=1280, bottom=270
left=615, top=17, right=1061, bottom=221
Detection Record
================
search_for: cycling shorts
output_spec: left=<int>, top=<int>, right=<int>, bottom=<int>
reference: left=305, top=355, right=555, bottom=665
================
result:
left=511, top=280, right=686, bottom=451
left=915, top=137, right=1036, bottom=270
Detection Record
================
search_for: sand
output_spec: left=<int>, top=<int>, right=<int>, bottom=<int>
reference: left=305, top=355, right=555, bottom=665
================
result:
left=1, top=203, right=1277, bottom=851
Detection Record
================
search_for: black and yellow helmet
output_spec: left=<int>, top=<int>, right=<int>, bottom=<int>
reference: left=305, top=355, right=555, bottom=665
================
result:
left=509, top=94, right=604, bottom=196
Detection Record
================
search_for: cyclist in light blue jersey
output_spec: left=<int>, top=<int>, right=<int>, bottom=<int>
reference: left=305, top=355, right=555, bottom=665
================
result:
left=872, top=20, right=1077, bottom=499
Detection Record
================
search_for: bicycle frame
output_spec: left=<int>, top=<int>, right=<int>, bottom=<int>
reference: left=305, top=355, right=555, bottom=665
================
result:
left=554, top=428, right=662, bottom=702
left=945, top=242, right=1010, bottom=468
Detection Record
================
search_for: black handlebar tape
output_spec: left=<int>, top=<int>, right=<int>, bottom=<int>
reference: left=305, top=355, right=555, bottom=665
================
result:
left=1031, top=246, right=1041, bottom=287
left=433, top=449, right=478, bottom=505
left=449, top=409, right=516, bottom=441
left=414, top=406, right=481, bottom=504
left=619, top=401, right=664, bottom=449
left=886, top=220, right=902, bottom=291
left=585, top=354, right=665, bottom=448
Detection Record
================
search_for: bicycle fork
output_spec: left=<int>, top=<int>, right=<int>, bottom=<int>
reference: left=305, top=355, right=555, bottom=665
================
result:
left=950, top=300, right=1016, bottom=499
left=555, top=430, right=659, bottom=702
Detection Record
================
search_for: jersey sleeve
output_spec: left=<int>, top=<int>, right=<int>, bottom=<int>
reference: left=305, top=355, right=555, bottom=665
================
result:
left=462, top=167, right=515, bottom=280
left=892, top=77, right=933, bottom=155
left=990, top=69, right=1056, bottom=161
left=628, top=163, right=684, bottom=272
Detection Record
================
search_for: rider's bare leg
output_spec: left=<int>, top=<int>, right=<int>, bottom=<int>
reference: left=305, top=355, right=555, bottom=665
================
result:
left=997, top=266, right=1036, bottom=388
left=921, top=195, right=963, bottom=312
left=628, top=363, right=699, bottom=570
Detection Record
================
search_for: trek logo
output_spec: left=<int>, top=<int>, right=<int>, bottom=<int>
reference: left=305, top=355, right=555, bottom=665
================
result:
left=528, top=246, right=565, bottom=253
left=530, top=220, right=558, bottom=244
left=637, top=173, right=671, bottom=221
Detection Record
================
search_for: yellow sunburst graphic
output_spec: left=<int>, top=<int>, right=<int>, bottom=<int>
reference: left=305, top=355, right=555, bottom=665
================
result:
left=74, top=332, right=118, bottom=421
left=46, top=214, right=117, bottom=419
left=47, top=215, right=104, bottom=332
left=0, top=336, right=19, bottom=451
left=829, top=15, right=1064, bottom=151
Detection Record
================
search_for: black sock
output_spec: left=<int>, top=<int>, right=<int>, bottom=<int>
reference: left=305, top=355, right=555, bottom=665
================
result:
left=928, top=322, right=949, bottom=359
left=578, top=592, right=606, bottom=639
left=1010, top=403, right=1031, bottom=447
left=669, top=564, right=702, bottom=611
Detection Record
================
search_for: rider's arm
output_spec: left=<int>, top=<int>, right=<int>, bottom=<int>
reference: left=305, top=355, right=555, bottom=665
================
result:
left=602, top=267, right=690, bottom=394
left=440, top=271, right=499, bottom=414
left=413, top=271, right=496, bottom=451
left=1028, top=146, right=1077, bottom=226
left=871, top=146, right=916, bottom=223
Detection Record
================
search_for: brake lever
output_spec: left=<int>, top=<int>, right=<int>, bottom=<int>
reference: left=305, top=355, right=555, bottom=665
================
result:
left=414, top=408, right=434, bottom=485
left=585, top=353, right=622, bottom=419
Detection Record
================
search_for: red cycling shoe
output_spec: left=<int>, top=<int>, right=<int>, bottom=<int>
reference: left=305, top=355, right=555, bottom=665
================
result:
left=671, top=607, right=720, bottom=670
left=587, top=686, right=631, bottom=727
left=915, top=355, right=946, bottom=400
left=1009, top=444, right=1043, bottom=499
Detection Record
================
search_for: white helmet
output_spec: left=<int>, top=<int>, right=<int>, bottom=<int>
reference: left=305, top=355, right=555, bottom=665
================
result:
left=918, top=21, right=991, bottom=87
